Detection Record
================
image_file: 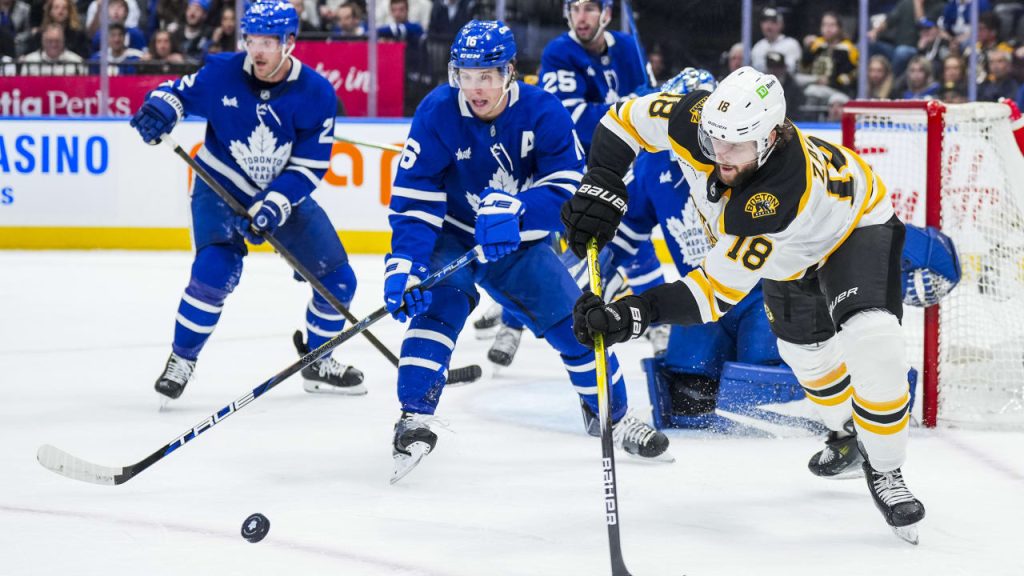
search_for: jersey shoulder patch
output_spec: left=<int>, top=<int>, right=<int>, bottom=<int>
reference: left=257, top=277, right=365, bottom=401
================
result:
left=722, top=134, right=808, bottom=237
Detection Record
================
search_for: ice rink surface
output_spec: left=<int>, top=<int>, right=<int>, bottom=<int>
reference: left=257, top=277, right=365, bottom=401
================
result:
left=1, top=251, right=1022, bottom=576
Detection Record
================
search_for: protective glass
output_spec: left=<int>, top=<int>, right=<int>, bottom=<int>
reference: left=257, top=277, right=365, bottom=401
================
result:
left=697, top=125, right=760, bottom=167
left=450, top=65, right=509, bottom=91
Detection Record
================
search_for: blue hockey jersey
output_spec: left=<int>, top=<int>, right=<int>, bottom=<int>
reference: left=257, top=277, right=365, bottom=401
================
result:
left=389, top=82, right=586, bottom=266
left=610, top=150, right=711, bottom=278
left=538, top=30, right=649, bottom=150
left=152, top=52, right=337, bottom=207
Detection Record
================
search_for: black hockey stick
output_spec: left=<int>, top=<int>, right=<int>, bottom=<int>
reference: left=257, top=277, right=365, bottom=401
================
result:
left=586, top=238, right=632, bottom=576
left=161, top=137, right=481, bottom=384
left=36, top=245, right=483, bottom=486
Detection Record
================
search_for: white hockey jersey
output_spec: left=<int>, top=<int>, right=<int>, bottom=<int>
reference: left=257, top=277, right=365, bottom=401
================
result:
left=591, top=90, right=894, bottom=323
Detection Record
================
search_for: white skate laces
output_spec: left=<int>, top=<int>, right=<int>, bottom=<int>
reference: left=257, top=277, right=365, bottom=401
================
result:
left=613, top=414, right=657, bottom=448
left=314, top=356, right=350, bottom=379
left=871, top=469, right=916, bottom=507
left=166, top=353, right=195, bottom=384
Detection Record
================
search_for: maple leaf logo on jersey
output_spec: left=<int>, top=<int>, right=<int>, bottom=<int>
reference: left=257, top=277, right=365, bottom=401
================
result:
left=488, top=168, right=519, bottom=195
left=665, top=196, right=713, bottom=267
left=228, top=122, right=292, bottom=189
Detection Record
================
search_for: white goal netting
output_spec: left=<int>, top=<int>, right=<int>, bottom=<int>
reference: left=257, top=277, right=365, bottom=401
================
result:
left=845, top=101, right=1024, bottom=428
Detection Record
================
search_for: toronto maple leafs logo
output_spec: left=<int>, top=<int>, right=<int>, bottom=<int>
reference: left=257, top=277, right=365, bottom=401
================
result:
left=665, top=196, right=713, bottom=267
left=229, top=107, right=291, bottom=189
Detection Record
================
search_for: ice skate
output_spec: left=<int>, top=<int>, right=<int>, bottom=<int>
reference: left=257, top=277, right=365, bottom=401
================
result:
left=808, top=419, right=864, bottom=479
left=292, top=331, right=366, bottom=395
left=863, top=462, right=926, bottom=544
left=473, top=303, right=503, bottom=340
left=487, top=325, right=523, bottom=367
left=391, top=412, right=438, bottom=484
left=154, top=352, right=195, bottom=402
left=581, top=404, right=674, bottom=462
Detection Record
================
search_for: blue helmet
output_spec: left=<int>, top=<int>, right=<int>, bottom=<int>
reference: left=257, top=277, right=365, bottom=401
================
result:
left=661, top=67, right=718, bottom=96
left=241, top=1, right=299, bottom=43
left=450, top=20, right=517, bottom=69
left=563, top=0, right=614, bottom=12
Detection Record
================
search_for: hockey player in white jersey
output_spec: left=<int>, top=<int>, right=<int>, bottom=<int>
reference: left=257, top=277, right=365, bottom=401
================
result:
left=563, top=66, right=926, bottom=543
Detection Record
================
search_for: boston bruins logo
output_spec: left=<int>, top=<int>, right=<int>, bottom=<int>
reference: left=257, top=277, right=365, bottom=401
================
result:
left=689, top=95, right=708, bottom=124
left=745, top=192, right=780, bottom=219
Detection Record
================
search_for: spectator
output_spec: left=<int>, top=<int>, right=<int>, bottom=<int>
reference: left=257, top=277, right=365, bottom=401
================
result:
left=89, top=0, right=145, bottom=52
left=427, top=0, right=476, bottom=42
left=91, top=22, right=144, bottom=74
left=0, top=24, right=13, bottom=58
left=377, top=0, right=421, bottom=43
left=978, top=48, right=1018, bottom=102
left=0, top=0, right=31, bottom=56
left=19, top=22, right=84, bottom=74
left=375, top=0, right=428, bottom=29
left=172, top=0, right=210, bottom=63
left=27, top=0, right=89, bottom=58
left=765, top=51, right=806, bottom=121
left=84, top=0, right=141, bottom=33
left=940, top=54, right=966, bottom=99
left=318, top=0, right=344, bottom=31
left=914, top=17, right=949, bottom=76
left=723, top=41, right=744, bottom=78
left=206, top=6, right=236, bottom=54
left=868, top=0, right=945, bottom=77
left=970, top=12, right=1013, bottom=84
left=750, top=7, right=801, bottom=74
left=868, top=54, right=895, bottom=98
left=900, top=54, right=940, bottom=98
left=288, top=0, right=320, bottom=33
left=334, top=2, right=364, bottom=37
left=648, top=48, right=670, bottom=85
left=940, top=0, right=991, bottom=52
left=143, top=28, right=183, bottom=64
left=803, top=11, right=859, bottom=103
left=153, top=0, right=186, bottom=35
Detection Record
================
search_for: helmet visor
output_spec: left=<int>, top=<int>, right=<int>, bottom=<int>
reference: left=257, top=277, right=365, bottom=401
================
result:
left=698, top=124, right=759, bottom=167
left=450, top=65, right=510, bottom=90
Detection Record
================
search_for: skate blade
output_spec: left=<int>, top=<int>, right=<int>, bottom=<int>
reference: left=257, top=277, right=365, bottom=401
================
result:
left=390, top=442, right=432, bottom=485
left=303, top=381, right=368, bottom=396
left=157, top=394, right=172, bottom=411
left=819, top=467, right=865, bottom=480
left=892, top=524, right=919, bottom=545
left=623, top=449, right=676, bottom=464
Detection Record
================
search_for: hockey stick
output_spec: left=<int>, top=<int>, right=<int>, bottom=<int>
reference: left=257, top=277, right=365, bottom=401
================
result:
left=622, top=0, right=656, bottom=89
left=36, top=245, right=483, bottom=486
left=333, top=135, right=403, bottom=153
left=586, top=238, right=632, bottom=576
left=162, top=137, right=480, bottom=384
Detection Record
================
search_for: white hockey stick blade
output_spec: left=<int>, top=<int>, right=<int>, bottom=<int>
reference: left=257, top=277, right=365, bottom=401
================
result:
left=390, top=442, right=432, bottom=485
left=893, top=524, right=920, bottom=545
left=37, top=444, right=122, bottom=486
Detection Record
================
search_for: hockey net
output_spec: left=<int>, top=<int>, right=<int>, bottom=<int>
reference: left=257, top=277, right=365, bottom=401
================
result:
left=842, top=100, right=1024, bottom=429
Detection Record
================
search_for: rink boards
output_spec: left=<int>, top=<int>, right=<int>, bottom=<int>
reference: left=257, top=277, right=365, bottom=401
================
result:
left=0, top=116, right=840, bottom=258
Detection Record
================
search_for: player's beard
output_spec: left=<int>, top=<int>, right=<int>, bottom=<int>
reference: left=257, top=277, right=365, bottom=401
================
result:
left=713, top=162, right=758, bottom=190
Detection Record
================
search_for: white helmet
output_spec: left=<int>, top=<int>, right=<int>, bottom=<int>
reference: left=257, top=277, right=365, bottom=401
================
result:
left=698, top=66, right=786, bottom=168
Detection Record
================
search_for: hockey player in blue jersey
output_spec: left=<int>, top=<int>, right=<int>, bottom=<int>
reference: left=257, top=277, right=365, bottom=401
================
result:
left=474, top=0, right=652, bottom=367
left=384, top=20, right=671, bottom=483
left=130, top=0, right=365, bottom=401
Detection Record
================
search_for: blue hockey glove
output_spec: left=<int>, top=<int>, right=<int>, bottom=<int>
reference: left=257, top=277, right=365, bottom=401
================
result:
left=384, top=253, right=432, bottom=322
left=130, top=92, right=182, bottom=145
left=233, top=191, right=291, bottom=245
left=474, top=188, right=524, bottom=262
left=902, top=224, right=961, bottom=307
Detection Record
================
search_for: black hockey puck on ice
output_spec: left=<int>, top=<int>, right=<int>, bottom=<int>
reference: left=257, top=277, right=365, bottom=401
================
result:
left=241, top=513, right=270, bottom=543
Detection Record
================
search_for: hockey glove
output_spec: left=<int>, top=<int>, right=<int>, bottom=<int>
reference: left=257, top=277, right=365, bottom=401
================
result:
left=384, top=253, right=432, bottom=322
left=130, top=92, right=183, bottom=145
left=475, top=188, right=524, bottom=262
left=560, top=166, right=628, bottom=259
left=572, top=291, right=652, bottom=349
left=234, top=192, right=291, bottom=245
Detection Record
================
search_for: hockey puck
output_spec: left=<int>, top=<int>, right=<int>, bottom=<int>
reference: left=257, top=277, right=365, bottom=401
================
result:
left=241, top=513, right=270, bottom=543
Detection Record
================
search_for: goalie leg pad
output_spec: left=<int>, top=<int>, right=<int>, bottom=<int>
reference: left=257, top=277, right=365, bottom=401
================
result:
left=839, top=309, right=910, bottom=472
left=396, top=286, right=472, bottom=415
left=172, top=243, right=243, bottom=360
left=546, top=316, right=629, bottom=423
left=305, top=263, right=357, bottom=351
left=777, top=335, right=853, bottom=432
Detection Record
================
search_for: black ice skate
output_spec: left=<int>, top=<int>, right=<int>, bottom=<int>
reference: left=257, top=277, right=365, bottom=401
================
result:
left=154, top=352, right=196, bottom=401
left=292, top=331, right=366, bottom=395
left=391, top=412, right=438, bottom=484
left=581, top=404, right=674, bottom=462
left=863, top=462, right=926, bottom=544
left=487, top=325, right=523, bottom=367
left=808, top=419, right=864, bottom=479
left=473, top=303, right=503, bottom=340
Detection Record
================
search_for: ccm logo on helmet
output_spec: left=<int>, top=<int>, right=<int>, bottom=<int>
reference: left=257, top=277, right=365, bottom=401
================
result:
left=578, top=184, right=627, bottom=214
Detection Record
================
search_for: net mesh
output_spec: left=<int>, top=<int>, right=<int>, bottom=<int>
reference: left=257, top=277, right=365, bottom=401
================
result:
left=847, top=102, right=1024, bottom=428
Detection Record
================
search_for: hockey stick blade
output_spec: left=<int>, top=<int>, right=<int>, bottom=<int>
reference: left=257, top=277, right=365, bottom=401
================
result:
left=447, top=364, right=483, bottom=385
left=36, top=246, right=483, bottom=486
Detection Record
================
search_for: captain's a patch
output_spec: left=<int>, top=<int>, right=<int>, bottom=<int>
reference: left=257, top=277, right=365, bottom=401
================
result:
left=744, top=192, right=780, bottom=219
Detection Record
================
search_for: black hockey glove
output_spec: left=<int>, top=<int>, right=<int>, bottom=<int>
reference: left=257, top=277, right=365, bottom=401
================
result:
left=572, top=291, right=652, bottom=349
left=560, top=166, right=628, bottom=259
